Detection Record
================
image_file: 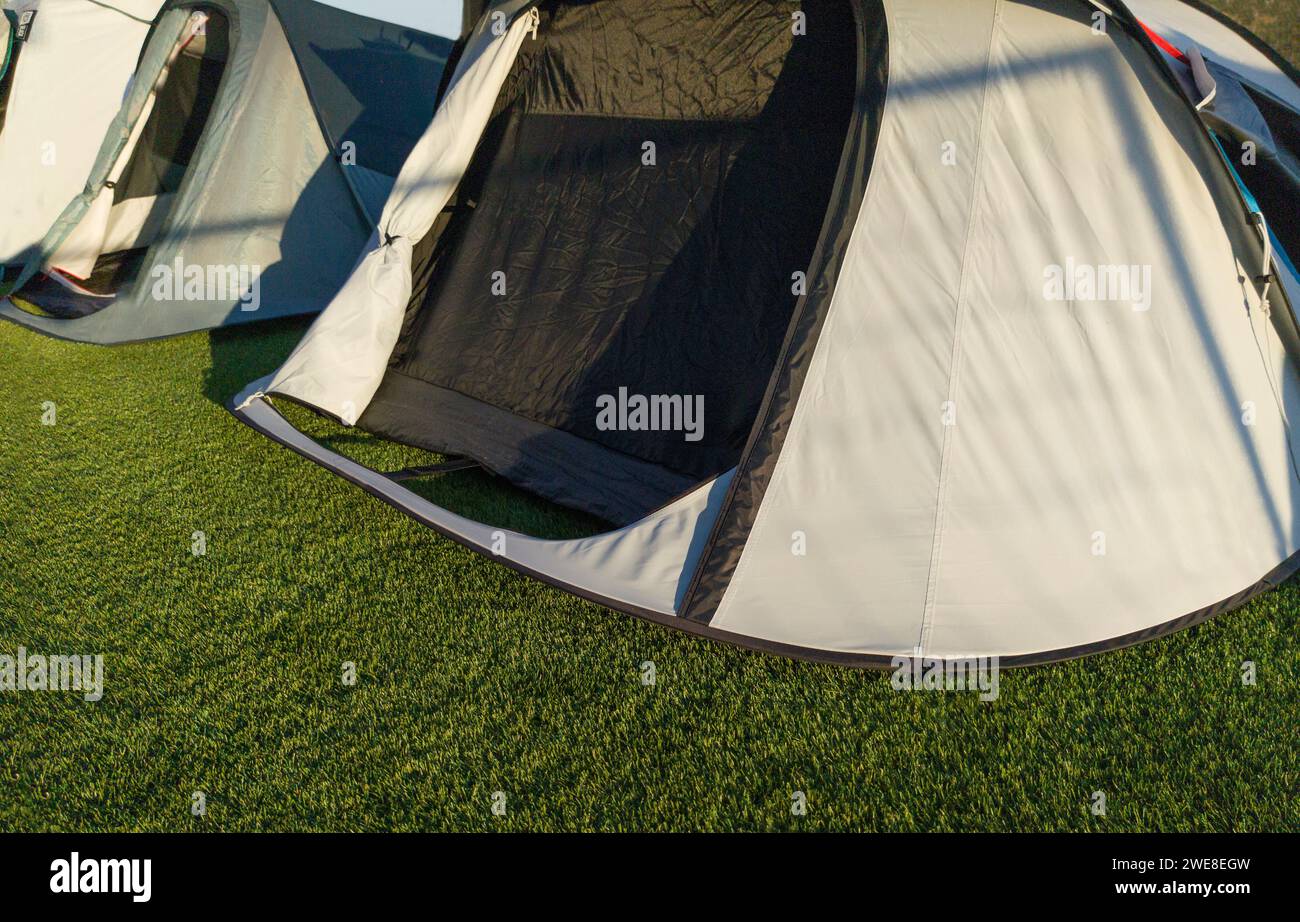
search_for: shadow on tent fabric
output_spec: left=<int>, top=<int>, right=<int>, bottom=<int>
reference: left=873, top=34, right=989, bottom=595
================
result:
left=304, top=39, right=449, bottom=177
left=357, top=0, right=861, bottom=526
left=1097, top=1, right=1300, bottom=559
left=269, top=0, right=451, bottom=178
left=205, top=147, right=372, bottom=330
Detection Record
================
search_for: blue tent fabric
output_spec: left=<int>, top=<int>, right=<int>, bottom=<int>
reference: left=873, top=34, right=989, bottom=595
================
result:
left=270, top=0, right=453, bottom=178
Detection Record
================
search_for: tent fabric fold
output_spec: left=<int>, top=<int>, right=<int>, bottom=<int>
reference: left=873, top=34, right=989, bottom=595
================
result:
left=259, top=0, right=536, bottom=425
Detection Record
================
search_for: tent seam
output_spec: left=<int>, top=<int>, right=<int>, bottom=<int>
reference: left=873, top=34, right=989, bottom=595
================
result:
left=710, top=1, right=892, bottom=633
left=265, top=0, right=376, bottom=226
left=916, top=0, right=1002, bottom=656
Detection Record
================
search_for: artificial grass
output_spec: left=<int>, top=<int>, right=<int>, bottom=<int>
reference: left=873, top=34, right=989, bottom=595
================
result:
left=3, top=314, right=1296, bottom=834
left=1, top=2, right=1298, bottom=833
left=1214, top=0, right=1300, bottom=61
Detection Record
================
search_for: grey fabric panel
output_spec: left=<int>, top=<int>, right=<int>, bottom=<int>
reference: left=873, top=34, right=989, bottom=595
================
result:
left=343, top=163, right=394, bottom=224
left=231, top=379, right=733, bottom=616
left=2, top=0, right=370, bottom=343
left=357, top=369, right=697, bottom=525
left=714, top=0, right=1300, bottom=658
left=269, top=0, right=452, bottom=177
left=124, top=5, right=367, bottom=334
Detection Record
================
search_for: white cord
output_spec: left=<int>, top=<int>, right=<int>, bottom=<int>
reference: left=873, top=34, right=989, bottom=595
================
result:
left=1254, top=211, right=1273, bottom=315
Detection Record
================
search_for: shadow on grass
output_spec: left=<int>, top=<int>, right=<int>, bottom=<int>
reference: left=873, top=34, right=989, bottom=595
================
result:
left=203, top=319, right=609, bottom=541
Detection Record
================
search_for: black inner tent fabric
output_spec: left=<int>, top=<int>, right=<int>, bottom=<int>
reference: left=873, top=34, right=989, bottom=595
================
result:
left=358, top=0, right=868, bottom=525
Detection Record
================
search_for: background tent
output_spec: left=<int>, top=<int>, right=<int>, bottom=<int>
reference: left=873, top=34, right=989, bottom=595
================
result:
left=0, top=0, right=164, bottom=270
left=0, top=0, right=454, bottom=343
left=234, top=0, right=1300, bottom=665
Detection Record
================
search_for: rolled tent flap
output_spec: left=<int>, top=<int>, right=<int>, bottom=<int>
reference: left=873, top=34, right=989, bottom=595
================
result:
left=256, top=0, right=536, bottom=424
left=46, top=96, right=159, bottom=280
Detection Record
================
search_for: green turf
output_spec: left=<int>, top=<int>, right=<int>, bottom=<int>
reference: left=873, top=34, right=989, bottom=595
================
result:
left=1211, top=0, right=1300, bottom=61
left=2, top=4, right=1298, bottom=832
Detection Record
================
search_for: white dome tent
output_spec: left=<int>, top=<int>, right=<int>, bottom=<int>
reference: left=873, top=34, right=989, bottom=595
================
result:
left=232, top=0, right=1300, bottom=666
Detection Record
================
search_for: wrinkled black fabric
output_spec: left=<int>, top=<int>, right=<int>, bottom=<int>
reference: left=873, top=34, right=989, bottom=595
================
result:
left=360, top=0, right=858, bottom=522
left=1240, top=86, right=1300, bottom=267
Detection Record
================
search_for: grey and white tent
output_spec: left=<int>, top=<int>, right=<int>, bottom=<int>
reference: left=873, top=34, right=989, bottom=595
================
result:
left=233, top=0, right=1300, bottom=665
left=0, top=1, right=164, bottom=270
left=0, top=0, right=454, bottom=343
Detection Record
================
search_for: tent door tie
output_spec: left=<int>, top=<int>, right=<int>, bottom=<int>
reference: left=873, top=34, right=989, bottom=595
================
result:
left=527, top=7, right=540, bottom=40
left=384, top=458, right=481, bottom=482
left=1186, top=46, right=1217, bottom=111
left=1252, top=211, right=1273, bottom=315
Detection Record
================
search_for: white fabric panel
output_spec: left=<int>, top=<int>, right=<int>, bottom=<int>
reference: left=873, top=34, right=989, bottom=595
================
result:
left=101, top=194, right=172, bottom=255
left=716, top=0, right=1300, bottom=658
left=51, top=193, right=173, bottom=271
left=1126, top=0, right=1300, bottom=110
left=260, top=0, right=534, bottom=424
left=47, top=94, right=159, bottom=278
left=0, top=0, right=163, bottom=266
left=924, top=0, right=1299, bottom=657
left=712, top=0, right=1001, bottom=655
left=234, top=379, right=732, bottom=615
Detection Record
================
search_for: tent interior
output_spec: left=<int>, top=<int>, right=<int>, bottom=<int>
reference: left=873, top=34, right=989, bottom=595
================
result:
left=17, top=8, right=231, bottom=317
left=1239, top=84, right=1300, bottom=263
left=351, top=0, right=875, bottom=527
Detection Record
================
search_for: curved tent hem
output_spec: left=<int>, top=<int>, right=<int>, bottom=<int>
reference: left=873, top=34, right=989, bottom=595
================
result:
left=226, top=389, right=1300, bottom=669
